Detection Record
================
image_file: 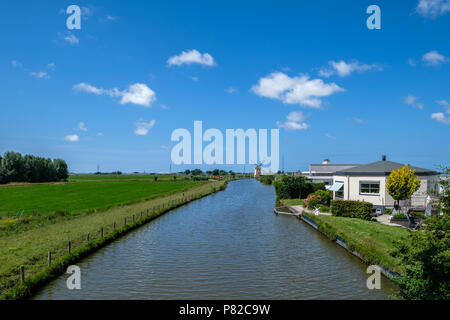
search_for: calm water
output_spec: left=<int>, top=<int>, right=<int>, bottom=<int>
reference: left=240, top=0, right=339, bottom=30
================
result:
left=34, top=179, right=396, bottom=299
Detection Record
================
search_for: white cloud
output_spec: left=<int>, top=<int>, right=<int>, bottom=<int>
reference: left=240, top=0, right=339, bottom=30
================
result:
left=404, top=94, right=424, bottom=109
left=78, top=122, right=88, bottom=131
left=191, top=76, right=199, bottom=81
left=431, top=112, right=450, bottom=123
left=422, top=50, right=447, bottom=66
left=276, top=111, right=309, bottom=131
left=63, top=32, right=79, bottom=45
left=167, top=49, right=216, bottom=67
left=416, top=0, right=450, bottom=18
left=64, top=134, right=79, bottom=142
left=319, top=60, right=382, bottom=78
left=431, top=100, right=450, bottom=123
left=134, top=119, right=156, bottom=136
left=120, top=84, right=156, bottom=107
left=160, top=145, right=170, bottom=150
left=30, top=71, right=50, bottom=79
left=73, top=83, right=156, bottom=107
left=97, top=132, right=103, bottom=137
left=252, top=72, right=344, bottom=108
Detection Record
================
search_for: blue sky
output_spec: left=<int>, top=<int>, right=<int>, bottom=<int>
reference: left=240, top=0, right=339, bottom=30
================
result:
left=0, top=0, right=449, bottom=173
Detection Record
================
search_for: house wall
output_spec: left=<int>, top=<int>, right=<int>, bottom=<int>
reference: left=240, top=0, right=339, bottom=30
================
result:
left=333, top=174, right=440, bottom=209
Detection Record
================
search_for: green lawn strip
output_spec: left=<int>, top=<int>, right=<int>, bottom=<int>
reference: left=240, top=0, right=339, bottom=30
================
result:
left=280, top=199, right=305, bottom=206
left=0, top=180, right=227, bottom=299
left=303, top=213, right=410, bottom=274
left=0, top=180, right=204, bottom=217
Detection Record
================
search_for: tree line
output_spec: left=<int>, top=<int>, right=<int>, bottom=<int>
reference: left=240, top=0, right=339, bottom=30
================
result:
left=0, top=151, right=69, bottom=184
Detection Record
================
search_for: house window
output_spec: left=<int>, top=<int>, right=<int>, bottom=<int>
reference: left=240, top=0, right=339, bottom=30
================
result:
left=335, top=181, right=344, bottom=199
left=360, top=181, right=380, bottom=195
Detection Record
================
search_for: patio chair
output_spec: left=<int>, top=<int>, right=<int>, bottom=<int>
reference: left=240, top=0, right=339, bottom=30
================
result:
left=406, top=212, right=419, bottom=230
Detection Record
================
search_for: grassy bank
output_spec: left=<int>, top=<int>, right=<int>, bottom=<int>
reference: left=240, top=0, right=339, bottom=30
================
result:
left=302, top=212, right=410, bottom=274
left=0, top=178, right=205, bottom=217
left=0, top=180, right=228, bottom=300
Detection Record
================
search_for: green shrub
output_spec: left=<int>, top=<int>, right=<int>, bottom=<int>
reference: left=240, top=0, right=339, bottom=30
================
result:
left=318, top=205, right=331, bottom=213
left=311, top=190, right=332, bottom=206
left=258, top=175, right=275, bottom=185
left=393, top=213, right=408, bottom=220
left=411, top=211, right=426, bottom=219
left=274, top=176, right=321, bottom=200
left=383, top=208, right=393, bottom=215
left=331, top=200, right=373, bottom=220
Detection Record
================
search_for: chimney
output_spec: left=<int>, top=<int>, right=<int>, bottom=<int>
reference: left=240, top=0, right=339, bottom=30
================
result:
left=322, top=159, right=330, bottom=165
left=382, top=155, right=386, bottom=161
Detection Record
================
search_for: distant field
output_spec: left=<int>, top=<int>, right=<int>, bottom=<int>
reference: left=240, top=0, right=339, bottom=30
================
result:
left=68, top=174, right=178, bottom=182
left=0, top=179, right=205, bottom=216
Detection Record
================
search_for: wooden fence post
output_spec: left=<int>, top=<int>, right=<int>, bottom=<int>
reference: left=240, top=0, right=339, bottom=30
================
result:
left=87, top=233, right=90, bottom=242
left=101, top=227, right=104, bottom=238
left=124, top=217, right=127, bottom=226
left=48, top=251, right=52, bottom=266
left=113, top=222, right=116, bottom=231
left=20, top=266, right=25, bottom=283
left=133, top=215, right=135, bottom=223
left=68, top=241, right=71, bottom=255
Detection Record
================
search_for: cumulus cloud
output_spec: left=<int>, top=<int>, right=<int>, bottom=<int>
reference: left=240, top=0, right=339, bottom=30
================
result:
left=422, top=50, right=447, bottom=66
left=276, top=111, right=309, bottom=131
left=416, top=0, right=450, bottom=18
left=431, top=112, right=450, bottom=123
left=319, top=60, right=382, bottom=78
left=73, top=83, right=156, bottom=107
left=78, top=122, right=88, bottom=131
left=134, top=119, right=156, bottom=136
left=167, top=49, right=215, bottom=67
left=252, top=72, right=344, bottom=108
left=431, top=100, right=450, bottom=123
left=350, top=117, right=364, bottom=124
left=64, top=134, right=79, bottom=142
left=404, top=94, right=424, bottom=109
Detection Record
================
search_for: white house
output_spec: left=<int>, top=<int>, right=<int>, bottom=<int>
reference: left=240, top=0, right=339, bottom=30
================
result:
left=303, top=159, right=360, bottom=187
left=329, top=157, right=440, bottom=210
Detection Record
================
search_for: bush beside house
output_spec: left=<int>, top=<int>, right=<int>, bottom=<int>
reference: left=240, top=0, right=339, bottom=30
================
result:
left=331, top=199, right=373, bottom=220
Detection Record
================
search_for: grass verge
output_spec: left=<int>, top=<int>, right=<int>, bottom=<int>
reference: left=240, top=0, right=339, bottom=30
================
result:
left=302, top=212, right=410, bottom=275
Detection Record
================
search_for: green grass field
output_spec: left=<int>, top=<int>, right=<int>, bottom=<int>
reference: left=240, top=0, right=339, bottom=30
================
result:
left=0, top=177, right=205, bottom=216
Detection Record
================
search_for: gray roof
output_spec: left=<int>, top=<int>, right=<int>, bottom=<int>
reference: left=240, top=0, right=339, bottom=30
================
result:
left=309, top=164, right=359, bottom=174
left=334, top=160, right=438, bottom=176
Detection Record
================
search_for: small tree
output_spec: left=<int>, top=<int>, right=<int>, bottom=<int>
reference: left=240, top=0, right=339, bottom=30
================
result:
left=386, top=165, right=421, bottom=213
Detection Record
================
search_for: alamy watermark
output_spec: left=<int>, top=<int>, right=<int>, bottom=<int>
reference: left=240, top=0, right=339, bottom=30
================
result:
left=366, top=265, right=381, bottom=290
left=171, top=121, right=280, bottom=174
left=66, top=265, right=81, bottom=290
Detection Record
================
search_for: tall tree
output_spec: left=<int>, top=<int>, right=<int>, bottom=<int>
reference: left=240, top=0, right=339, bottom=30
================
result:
left=53, top=159, right=69, bottom=181
left=386, top=165, right=421, bottom=212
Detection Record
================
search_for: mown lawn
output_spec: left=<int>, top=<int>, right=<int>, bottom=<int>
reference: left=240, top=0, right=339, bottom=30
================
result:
left=0, top=180, right=205, bottom=216
left=311, top=214, right=411, bottom=274
left=280, top=198, right=305, bottom=206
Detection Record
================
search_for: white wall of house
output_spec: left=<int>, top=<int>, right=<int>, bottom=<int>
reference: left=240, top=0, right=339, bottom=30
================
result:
left=332, top=175, right=439, bottom=208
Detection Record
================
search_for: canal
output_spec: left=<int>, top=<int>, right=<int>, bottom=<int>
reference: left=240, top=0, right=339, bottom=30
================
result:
left=34, top=179, right=396, bottom=299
